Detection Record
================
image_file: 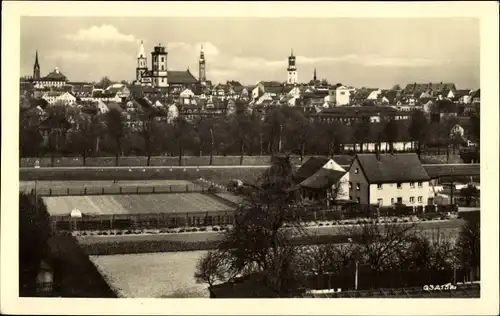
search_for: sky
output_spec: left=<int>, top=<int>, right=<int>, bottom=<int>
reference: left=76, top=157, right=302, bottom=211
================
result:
left=20, top=17, right=480, bottom=89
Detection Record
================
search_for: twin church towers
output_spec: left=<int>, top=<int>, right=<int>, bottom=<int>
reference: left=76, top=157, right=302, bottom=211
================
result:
left=135, top=41, right=206, bottom=88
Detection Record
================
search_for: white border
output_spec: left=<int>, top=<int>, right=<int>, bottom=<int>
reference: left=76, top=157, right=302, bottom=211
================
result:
left=2, top=1, right=499, bottom=315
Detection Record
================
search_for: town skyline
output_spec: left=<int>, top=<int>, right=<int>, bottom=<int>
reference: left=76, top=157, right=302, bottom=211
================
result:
left=21, top=17, right=480, bottom=89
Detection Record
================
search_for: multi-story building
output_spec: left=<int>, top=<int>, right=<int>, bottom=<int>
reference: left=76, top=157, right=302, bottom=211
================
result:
left=348, top=153, right=431, bottom=207
left=134, top=41, right=202, bottom=92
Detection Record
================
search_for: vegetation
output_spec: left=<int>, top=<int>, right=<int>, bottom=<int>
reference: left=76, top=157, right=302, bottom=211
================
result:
left=19, top=193, right=52, bottom=296
left=20, top=103, right=473, bottom=163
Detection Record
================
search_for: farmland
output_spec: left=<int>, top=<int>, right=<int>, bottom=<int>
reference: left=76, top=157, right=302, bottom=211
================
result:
left=90, top=251, right=209, bottom=298
left=43, top=193, right=233, bottom=216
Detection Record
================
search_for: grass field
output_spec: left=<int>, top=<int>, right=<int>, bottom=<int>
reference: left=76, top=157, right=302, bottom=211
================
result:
left=90, top=251, right=209, bottom=298
left=20, top=165, right=269, bottom=182
left=20, top=154, right=462, bottom=168
left=43, top=193, right=233, bottom=216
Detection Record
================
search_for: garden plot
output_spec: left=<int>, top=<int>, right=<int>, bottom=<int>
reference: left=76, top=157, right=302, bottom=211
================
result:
left=90, top=251, right=209, bottom=298
left=114, top=193, right=233, bottom=214
left=44, top=193, right=233, bottom=217
left=43, top=196, right=128, bottom=216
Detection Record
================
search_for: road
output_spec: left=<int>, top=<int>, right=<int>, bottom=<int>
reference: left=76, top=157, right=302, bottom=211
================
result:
left=77, top=219, right=464, bottom=245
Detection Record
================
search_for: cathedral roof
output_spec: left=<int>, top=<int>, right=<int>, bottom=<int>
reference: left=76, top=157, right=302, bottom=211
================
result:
left=43, top=67, right=68, bottom=81
left=167, top=70, right=198, bottom=84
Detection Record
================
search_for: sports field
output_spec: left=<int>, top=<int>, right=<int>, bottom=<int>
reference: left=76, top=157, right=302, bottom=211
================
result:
left=43, top=193, right=233, bottom=216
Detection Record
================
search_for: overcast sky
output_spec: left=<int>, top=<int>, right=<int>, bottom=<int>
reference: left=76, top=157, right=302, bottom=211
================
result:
left=20, top=17, right=479, bottom=89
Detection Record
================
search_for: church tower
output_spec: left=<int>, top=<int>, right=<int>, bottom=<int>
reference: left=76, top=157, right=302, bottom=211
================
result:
left=151, top=43, right=168, bottom=88
left=313, top=68, right=317, bottom=82
left=287, top=49, right=298, bottom=85
left=199, top=44, right=206, bottom=86
left=136, top=41, right=148, bottom=82
left=33, top=50, right=40, bottom=80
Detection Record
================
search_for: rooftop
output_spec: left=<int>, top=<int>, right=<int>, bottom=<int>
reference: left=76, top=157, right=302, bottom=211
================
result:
left=354, top=153, right=430, bottom=184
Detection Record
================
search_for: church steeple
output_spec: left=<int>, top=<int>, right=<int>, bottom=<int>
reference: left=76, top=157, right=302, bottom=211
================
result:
left=199, top=44, right=206, bottom=85
left=136, top=40, right=148, bottom=83
left=313, top=68, right=317, bottom=82
left=287, top=48, right=297, bottom=85
left=33, top=50, right=40, bottom=80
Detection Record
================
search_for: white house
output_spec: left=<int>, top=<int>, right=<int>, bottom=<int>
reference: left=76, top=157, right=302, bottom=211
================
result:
left=167, top=103, right=179, bottom=123
left=334, top=85, right=351, bottom=106
left=297, top=156, right=350, bottom=202
left=42, top=91, right=77, bottom=105
left=366, top=89, right=382, bottom=101
left=347, top=153, right=431, bottom=207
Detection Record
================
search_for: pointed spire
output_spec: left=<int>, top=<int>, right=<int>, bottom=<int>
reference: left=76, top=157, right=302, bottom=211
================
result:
left=35, top=50, right=39, bottom=66
left=138, top=40, right=145, bottom=58
left=200, top=44, right=205, bottom=59
left=313, top=68, right=317, bottom=81
left=290, top=48, right=294, bottom=57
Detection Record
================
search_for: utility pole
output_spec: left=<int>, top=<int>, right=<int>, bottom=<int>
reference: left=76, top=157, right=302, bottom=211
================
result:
left=278, top=124, right=283, bottom=153
left=355, top=260, right=359, bottom=290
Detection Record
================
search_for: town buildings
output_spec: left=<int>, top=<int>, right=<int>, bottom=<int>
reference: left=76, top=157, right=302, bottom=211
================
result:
left=348, top=153, right=431, bottom=207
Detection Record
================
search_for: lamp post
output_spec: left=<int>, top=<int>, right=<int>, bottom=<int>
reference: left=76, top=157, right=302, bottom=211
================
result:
left=348, top=237, right=359, bottom=290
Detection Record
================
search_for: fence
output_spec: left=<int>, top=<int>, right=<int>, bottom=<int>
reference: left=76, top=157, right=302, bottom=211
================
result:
left=23, top=183, right=223, bottom=197
left=51, top=210, right=236, bottom=232
left=307, top=266, right=477, bottom=292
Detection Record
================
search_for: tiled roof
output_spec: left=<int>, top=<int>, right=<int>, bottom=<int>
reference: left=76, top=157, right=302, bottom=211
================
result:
left=168, top=70, right=198, bottom=84
left=354, top=153, right=430, bottom=184
left=44, top=69, right=67, bottom=81
left=300, top=168, right=345, bottom=189
left=294, top=156, right=331, bottom=184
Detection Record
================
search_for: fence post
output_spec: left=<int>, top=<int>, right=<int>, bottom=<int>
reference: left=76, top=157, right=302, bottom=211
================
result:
left=152, top=186, right=156, bottom=193
left=186, top=184, right=189, bottom=192
left=102, top=187, right=105, bottom=194
left=136, top=186, right=139, bottom=194
left=84, top=187, right=87, bottom=195
left=170, top=186, right=172, bottom=193
left=67, top=188, right=70, bottom=195
left=120, top=187, right=122, bottom=194
left=49, top=188, right=52, bottom=196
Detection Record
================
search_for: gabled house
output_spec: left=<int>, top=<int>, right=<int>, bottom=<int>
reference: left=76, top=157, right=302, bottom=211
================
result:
left=348, top=153, right=431, bottom=206
left=298, top=157, right=350, bottom=203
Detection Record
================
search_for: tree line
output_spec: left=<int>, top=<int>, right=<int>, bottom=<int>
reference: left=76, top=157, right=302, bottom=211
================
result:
left=194, top=155, right=480, bottom=297
left=20, top=100, right=480, bottom=166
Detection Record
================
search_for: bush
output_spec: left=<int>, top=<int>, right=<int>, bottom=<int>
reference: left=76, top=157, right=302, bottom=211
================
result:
left=102, top=232, right=108, bottom=235
left=392, top=219, right=398, bottom=223
left=179, top=229, right=185, bottom=233
left=116, top=231, right=123, bottom=235
left=212, top=227, right=219, bottom=232
left=82, top=231, right=88, bottom=236
left=125, top=230, right=132, bottom=234
left=199, top=227, right=207, bottom=232
left=191, top=228, right=198, bottom=232
left=319, top=223, right=324, bottom=226
left=403, top=219, right=409, bottom=223
left=325, top=223, right=330, bottom=226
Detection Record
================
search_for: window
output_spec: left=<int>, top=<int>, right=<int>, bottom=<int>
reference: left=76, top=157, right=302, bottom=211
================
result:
left=356, top=183, right=360, bottom=191
left=349, top=196, right=353, bottom=201
left=354, top=168, right=359, bottom=174
left=418, top=196, right=423, bottom=203
left=377, top=198, right=383, bottom=206
left=409, top=196, right=415, bottom=203
left=418, top=182, right=423, bottom=188
left=397, top=197, right=403, bottom=204
left=377, top=184, right=383, bottom=190
left=340, top=91, right=345, bottom=95
left=161, top=57, right=164, bottom=62
left=161, top=65, right=164, bottom=70
left=397, top=183, right=402, bottom=189
left=357, top=197, right=361, bottom=203
left=349, top=182, right=352, bottom=189
left=410, top=182, right=415, bottom=188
